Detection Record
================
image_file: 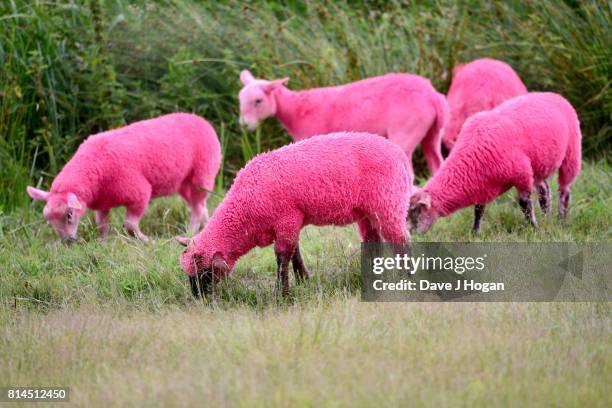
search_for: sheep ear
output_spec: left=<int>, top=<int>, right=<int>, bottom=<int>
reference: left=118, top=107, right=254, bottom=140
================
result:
left=212, top=252, right=229, bottom=276
left=417, top=192, right=432, bottom=210
left=67, top=193, right=83, bottom=210
left=262, top=77, right=289, bottom=94
left=175, top=236, right=191, bottom=247
left=410, top=191, right=431, bottom=210
left=27, top=186, right=50, bottom=202
left=240, top=69, right=255, bottom=85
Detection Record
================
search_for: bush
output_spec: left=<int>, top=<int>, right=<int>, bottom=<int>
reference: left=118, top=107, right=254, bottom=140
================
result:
left=1, top=0, right=610, bottom=211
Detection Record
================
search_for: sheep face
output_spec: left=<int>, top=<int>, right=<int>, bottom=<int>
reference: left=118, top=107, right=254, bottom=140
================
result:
left=177, top=236, right=228, bottom=296
left=238, top=69, right=288, bottom=131
left=408, top=191, right=439, bottom=234
left=27, top=187, right=86, bottom=241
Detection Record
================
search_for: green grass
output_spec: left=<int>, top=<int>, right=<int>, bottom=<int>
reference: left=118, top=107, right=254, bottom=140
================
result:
left=1, top=160, right=609, bottom=309
left=0, top=160, right=610, bottom=406
left=1, top=302, right=610, bottom=407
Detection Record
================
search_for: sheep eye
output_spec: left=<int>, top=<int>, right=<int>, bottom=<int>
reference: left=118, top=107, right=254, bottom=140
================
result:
left=66, top=209, right=73, bottom=223
left=254, top=98, right=263, bottom=106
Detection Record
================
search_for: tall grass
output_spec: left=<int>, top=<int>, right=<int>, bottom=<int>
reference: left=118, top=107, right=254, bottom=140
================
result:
left=1, top=0, right=610, bottom=211
left=2, top=302, right=610, bottom=406
left=0, top=0, right=125, bottom=209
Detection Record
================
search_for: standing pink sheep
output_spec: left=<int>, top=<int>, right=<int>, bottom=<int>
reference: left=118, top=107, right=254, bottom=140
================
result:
left=177, top=132, right=412, bottom=295
left=238, top=70, right=448, bottom=175
left=408, top=93, right=581, bottom=234
left=27, top=113, right=221, bottom=241
left=442, top=58, right=527, bottom=150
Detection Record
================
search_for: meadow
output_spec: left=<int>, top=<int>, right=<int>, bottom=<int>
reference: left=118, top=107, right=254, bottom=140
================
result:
left=0, top=0, right=611, bottom=406
left=1, top=161, right=611, bottom=406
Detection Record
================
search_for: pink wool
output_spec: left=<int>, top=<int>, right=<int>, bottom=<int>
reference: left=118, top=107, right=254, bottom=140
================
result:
left=180, top=132, right=413, bottom=282
left=442, top=58, right=527, bottom=150
left=27, top=113, right=221, bottom=241
left=238, top=70, right=448, bottom=175
left=409, top=92, right=581, bottom=233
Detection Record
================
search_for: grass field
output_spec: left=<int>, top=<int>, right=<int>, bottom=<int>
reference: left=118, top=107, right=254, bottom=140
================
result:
left=1, top=302, right=609, bottom=407
left=1, top=160, right=610, bottom=406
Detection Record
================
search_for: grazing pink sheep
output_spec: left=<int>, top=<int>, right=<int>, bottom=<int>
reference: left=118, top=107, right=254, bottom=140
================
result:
left=442, top=58, right=527, bottom=150
left=408, top=92, right=581, bottom=234
left=238, top=70, right=448, bottom=175
left=177, top=132, right=412, bottom=295
left=27, top=113, right=221, bottom=241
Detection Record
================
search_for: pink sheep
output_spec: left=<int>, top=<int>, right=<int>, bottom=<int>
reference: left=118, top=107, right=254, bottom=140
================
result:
left=442, top=58, right=527, bottom=150
left=177, top=132, right=412, bottom=295
left=238, top=70, right=448, bottom=175
left=27, top=113, right=221, bottom=241
left=408, top=92, right=581, bottom=233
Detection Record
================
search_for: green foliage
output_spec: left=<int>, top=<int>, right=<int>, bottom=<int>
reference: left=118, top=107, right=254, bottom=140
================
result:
left=159, top=47, right=204, bottom=111
left=0, top=0, right=610, bottom=211
left=0, top=0, right=125, bottom=209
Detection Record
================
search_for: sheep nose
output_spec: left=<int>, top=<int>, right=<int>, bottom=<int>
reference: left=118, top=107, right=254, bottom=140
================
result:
left=189, top=270, right=214, bottom=297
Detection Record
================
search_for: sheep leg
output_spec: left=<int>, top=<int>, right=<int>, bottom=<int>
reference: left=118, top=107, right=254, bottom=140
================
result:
left=275, top=249, right=292, bottom=296
left=513, top=161, right=537, bottom=228
left=357, top=218, right=382, bottom=243
left=95, top=210, right=110, bottom=238
left=291, top=243, right=310, bottom=282
left=537, top=181, right=551, bottom=214
left=181, top=184, right=209, bottom=232
left=123, top=183, right=151, bottom=241
left=377, top=213, right=409, bottom=244
left=274, top=215, right=303, bottom=296
left=124, top=197, right=151, bottom=242
left=472, top=204, right=485, bottom=233
left=518, top=191, right=538, bottom=227
left=559, top=187, right=571, bottom=219
left=188, top=202, right=208, bottom=232
left=125, top=212, right=150, bottom=242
